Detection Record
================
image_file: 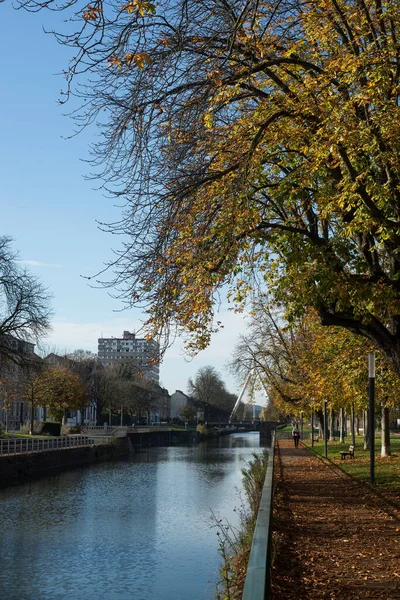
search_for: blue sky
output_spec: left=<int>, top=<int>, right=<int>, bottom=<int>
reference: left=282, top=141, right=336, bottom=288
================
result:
left=0, top=4, right=265, bottom=402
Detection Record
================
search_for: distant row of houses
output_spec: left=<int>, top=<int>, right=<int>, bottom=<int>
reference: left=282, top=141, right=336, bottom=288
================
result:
left=0, top=331, right=203, bottom=430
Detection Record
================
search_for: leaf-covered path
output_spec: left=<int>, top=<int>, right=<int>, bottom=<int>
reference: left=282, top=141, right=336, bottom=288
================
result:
left=271, top=441, right=400, bottom=599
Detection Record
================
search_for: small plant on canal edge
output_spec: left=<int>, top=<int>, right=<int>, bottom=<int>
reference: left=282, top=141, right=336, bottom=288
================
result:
left=215, top=450, right=269, bottom=600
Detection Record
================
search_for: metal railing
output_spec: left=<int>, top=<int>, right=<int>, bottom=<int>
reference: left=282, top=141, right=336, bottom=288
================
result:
left=81, top=425, right=115, bottom=434
left=242, top=432, right=275, bottom=600
left=0, top=435, right=96, bottom=456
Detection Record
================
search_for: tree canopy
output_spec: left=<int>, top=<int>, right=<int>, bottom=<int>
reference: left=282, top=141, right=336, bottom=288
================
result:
left=35, top=365, right=87, bottom=422
left=13, top=0, right=400, bottom=372
left=231, top=302, right=400, bottom=419
left=0, top=236, right=52, bottom=364
left=188, top=365, right=236, bottom=415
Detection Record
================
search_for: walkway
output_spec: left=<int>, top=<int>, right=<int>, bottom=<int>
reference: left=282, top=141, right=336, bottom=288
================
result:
left=271, top=441, right=400, bottom=599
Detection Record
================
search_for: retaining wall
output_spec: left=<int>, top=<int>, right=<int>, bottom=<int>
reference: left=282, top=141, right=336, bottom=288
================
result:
left=0, top=439, right=130, bottom=488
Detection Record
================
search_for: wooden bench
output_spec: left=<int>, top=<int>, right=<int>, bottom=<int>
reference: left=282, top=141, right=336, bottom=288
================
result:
left=340, top=445, right=355, bottom=460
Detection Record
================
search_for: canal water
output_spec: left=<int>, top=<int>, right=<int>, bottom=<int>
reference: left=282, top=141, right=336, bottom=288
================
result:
left=0, top=432, right=261, bottom=600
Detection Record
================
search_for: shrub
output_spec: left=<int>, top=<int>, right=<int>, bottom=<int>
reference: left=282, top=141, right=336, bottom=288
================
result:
left=216, top=450, right=269, bottom=599
left=61, top=425, right=81, bottom=435
left=19, top=421, right=44, bottom=435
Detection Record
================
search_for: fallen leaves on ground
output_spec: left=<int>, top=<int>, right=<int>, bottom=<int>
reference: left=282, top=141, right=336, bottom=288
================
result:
left=271, top=442, right=400, bottom=599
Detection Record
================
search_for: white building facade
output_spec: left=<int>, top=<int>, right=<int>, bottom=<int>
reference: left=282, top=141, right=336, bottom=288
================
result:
left=97, top=331, right=160, bottom=384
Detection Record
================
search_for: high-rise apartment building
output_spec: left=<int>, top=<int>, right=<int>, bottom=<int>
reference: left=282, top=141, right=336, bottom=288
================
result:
left=97, top=331, right=160, bottom=384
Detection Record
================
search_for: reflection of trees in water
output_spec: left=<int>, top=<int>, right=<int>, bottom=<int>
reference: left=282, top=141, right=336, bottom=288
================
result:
left=0, top=433, right=261, bottom=600
left=196, top=463, right=226, bottom=483
left=176, top=434, right=260, bottom=485
left=0, top=460, right=160, bottom=600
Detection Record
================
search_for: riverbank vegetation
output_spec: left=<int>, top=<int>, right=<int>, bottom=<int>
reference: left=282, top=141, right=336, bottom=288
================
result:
left=216, top=450, right=269, bottom=600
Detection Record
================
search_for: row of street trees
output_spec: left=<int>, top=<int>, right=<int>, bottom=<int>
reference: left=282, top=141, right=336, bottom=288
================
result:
left=14, top=0, right=400, bottom=379
left=2, top=349, right=169, bottom=433
left=231, top=300, right=400, bottom=456
left=5, top=2, right=400, bottom=444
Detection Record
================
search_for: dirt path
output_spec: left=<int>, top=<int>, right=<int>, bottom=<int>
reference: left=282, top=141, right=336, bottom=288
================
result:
left=271, top=441, right=400, bottom=599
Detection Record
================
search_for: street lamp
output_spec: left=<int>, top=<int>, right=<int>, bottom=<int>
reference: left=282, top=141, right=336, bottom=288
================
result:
left=368, top=351, right=376, bottom=484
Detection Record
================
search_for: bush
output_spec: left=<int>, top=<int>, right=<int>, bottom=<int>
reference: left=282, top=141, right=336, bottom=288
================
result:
left=61, top=425, right=81, bottom=435
left=19, top=421, right=44, bottom=435
left=216, top=450, right=269, bottom=599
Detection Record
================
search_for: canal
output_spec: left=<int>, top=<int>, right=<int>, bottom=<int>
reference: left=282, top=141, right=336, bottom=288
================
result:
left=0, top=431, right=261, bottom=600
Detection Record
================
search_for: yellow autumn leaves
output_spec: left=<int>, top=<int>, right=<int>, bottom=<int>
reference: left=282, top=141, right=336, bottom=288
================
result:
left=84, top=0, right=155, bottom=69
left=121, top=0, right=156, bottom=15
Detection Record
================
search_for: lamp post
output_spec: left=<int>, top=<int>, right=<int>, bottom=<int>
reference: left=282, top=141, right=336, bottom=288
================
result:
left=324, top=400, right=328, bottom=458
left=368, top=351, right=376, bottom=484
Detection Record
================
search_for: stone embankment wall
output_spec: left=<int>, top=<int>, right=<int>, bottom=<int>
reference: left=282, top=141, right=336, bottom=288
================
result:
left=0, top=439, right=129, bottom=488
left=0, top=430, right=202, bottom=489
left=259, top=421, right=279, bottom=446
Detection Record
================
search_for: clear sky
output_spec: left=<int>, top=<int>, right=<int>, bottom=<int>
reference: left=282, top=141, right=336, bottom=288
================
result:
left=0, top=4, right=266, bottom=404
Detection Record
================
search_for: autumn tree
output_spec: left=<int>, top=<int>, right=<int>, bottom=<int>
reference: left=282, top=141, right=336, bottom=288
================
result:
left=20, top=359, right=45, bottom=434
left=179, top=404, right=197, bottom=422
left=0, top=236, right=52, bottom=366
left=66, top=349, right=97, bottom=362
left=68, top=354, right=103, bottom=425
left=230, top=302, right=301, bottom=413
left=35, top=366, right=87, bottom=423
left=13, top=1, right=400, bottom=376
left=233, top=301, right=400, bottom=453
left=97, top=359, right=164, bottom=424
left=188, top=366, right=235, bottom=419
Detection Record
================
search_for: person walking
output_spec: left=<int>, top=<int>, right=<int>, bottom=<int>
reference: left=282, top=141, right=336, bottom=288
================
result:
left=292, top=424, right=300, bottom=448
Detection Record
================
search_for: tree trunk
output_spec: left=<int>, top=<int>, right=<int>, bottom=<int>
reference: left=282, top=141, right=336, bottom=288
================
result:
left=120, top=407, right=123, bottom=427
left=356, top=415, right=359, bottom=435
left=316, top=408, right=324, bottom=439
left=339, top=407, right=345, bottom=443
left=363, top=410, right=370, bottom=450
left=30, top=399, right=34, bottom=435
left=351, top=403, right=356, bottom=446
left=381, top=402, right=391, bottom=457
left=329, top=408, right=335, bottom=441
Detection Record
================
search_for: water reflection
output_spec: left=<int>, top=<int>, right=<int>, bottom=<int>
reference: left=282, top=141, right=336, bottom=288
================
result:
left=0, top=432, right=260, bottom=600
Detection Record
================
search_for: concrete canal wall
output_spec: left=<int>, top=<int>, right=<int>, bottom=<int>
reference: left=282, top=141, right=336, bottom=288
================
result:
left=0, top=429, right=201, bottom=488
left=0, top=439, right=130, bottom=488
